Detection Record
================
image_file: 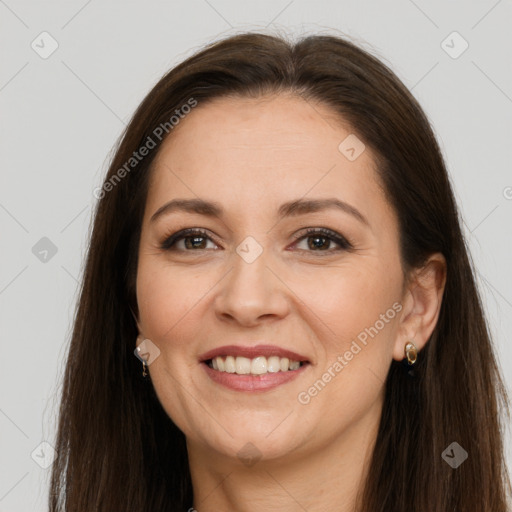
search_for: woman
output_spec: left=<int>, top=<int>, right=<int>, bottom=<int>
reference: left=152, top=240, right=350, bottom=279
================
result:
left=49, top=32, right=511, bottom=511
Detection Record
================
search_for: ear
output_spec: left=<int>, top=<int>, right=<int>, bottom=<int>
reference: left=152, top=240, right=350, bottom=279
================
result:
left=392, top=253, right=447, bottom=361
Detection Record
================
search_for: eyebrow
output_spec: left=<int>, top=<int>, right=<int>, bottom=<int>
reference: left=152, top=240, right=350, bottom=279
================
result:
left=150, top=197, right=369, bottom=226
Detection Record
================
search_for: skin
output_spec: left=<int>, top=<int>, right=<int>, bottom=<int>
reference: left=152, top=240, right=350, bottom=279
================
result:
left=135, top=93, right=447, bottom=512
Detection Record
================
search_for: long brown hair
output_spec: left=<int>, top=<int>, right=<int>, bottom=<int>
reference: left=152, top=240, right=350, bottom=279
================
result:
left=49, top=31, right=511, bottom=511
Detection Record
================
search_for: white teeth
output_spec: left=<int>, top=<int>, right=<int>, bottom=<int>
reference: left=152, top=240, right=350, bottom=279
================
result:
left=251, top=356, right=267, bottom=375
left=267, top=356, right=281, bottom=373
left=215, top=356, right=225, bottom=372
left=235, top=356, right=251, bottom=374
left=289, top=360, right=300, bottom=371
left=224, top=355, right=236, bottom=373
left=208, top=355, right=304, bottom=375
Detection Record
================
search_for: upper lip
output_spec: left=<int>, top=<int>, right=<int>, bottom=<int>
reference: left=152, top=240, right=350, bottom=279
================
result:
left=199, top=344, right=310, bottom=363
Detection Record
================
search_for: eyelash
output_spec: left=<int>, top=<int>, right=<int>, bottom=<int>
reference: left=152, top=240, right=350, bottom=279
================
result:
left=159, top=227, right=353, bottom=255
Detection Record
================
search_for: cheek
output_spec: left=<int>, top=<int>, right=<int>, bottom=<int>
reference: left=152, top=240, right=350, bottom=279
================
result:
left=135, top=259, right=202, bottom=342
left=291, top=262, right=398, bottom=345
left=135, top=260, right=207, bottom=427
left=292, top=262, right=400, bottom=410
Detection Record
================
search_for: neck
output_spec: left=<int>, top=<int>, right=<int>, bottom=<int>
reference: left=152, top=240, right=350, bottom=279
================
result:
left=187, top=400, right=382, bottom=512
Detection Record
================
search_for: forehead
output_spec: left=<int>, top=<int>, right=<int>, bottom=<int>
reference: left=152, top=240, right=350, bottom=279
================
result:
left=145, top=94, right=394, bottom=230
left=155, top=93, right=365, bottom=166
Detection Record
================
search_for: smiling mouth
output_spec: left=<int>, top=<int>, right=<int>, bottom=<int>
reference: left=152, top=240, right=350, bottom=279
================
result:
left=206, top=355, right=307, bottom=375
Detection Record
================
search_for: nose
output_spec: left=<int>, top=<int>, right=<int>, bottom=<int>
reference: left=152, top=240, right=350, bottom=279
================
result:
left=213, top=244, right=290, bottom=327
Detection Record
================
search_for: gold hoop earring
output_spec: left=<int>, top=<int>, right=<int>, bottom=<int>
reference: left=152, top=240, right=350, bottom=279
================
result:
left=404, top=341, right=418, bottom=366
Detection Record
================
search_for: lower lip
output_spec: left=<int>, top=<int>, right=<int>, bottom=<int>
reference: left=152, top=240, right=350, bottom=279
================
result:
left=202, top=362, right=309, bottom=392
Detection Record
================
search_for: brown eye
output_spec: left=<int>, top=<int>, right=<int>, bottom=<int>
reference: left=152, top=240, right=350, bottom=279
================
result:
left=292, top=228, right=352, bottom=253
left=160, top=228, right=219, bottom=251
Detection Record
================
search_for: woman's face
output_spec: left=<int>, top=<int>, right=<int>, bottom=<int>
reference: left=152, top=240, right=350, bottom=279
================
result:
left=136, top=93, right=409, bottom=464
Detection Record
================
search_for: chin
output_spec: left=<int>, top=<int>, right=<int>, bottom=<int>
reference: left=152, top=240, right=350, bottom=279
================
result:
left=185, top=415, right=307, bottom=465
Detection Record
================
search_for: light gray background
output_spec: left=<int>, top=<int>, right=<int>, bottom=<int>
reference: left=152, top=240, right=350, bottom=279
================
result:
left=1, top=1, right=511, bottom=510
